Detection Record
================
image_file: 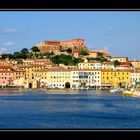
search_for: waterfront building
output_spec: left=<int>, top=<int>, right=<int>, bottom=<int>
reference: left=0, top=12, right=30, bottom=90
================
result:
left=18, top=64, right=46, bottom=80
left=109, top=56, right=128, bottom=62
left=13, top=68, right=26, bottom=87
left=13, top=68, right=26, bottom=80
left=33, top=69, right=48, bottom=88
left=45, top=68, right=71, bottom=89
left=130, top=69, right=140, bottom=86
left=71, top=69, right=101, bottom=89
left=101, top=69, right=131, bottom=88
left=34, top=67, right=72, bottom=89
left=0, top=71, right=14, bottom=86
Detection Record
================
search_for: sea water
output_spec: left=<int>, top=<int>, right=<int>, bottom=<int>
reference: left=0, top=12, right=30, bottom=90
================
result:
left=0, top=89, right=140, bottom=129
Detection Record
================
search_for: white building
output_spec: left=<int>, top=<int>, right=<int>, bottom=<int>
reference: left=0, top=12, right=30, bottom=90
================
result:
left=130, top=70, right=140, bottom=86
left=110, top=56, right=128, bottom=62
left=71, top=69, right=101, bottom=88
left=101, top=62, right=114, bottom=69
left=78, top=62, right=102, bottom=70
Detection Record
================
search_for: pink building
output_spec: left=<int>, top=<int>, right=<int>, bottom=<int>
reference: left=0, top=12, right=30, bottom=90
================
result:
left=0, top=65, right=14, bottom=86
left=0, top=71, right=14, bottom=86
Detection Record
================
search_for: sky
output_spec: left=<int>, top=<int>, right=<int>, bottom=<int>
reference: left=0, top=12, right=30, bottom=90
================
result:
left=0, top=11, right=140, bottom=59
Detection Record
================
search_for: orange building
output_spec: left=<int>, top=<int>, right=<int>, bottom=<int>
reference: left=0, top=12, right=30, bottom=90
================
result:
left=37, top=38, right=85, bottom=54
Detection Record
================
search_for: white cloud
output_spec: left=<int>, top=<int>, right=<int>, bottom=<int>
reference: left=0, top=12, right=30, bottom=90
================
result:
left=4, top=41, right=15, bottom=46
left=3, top=28, right=22, bottom=33
left=0, top=48, right=7, bottom=54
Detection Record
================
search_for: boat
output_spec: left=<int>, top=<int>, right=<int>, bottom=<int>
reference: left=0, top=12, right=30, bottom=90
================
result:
left=122, top=89, right=133, bottom=96
left=110, top=88, right=122, bottom=93
left=132, top=91, right=140, bottom=97
left=122, top=87, right=140, bottom=97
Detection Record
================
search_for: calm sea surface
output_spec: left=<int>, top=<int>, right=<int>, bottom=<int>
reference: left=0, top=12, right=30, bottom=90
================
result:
left=0, top=89, right=140, bottom=129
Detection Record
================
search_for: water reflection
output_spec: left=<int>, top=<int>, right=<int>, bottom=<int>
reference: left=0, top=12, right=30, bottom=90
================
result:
left=0, top=90, right=139, bottom=128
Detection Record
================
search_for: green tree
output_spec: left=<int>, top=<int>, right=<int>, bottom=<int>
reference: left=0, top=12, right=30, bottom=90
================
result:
left=114, top=60, right=121, bottom=67
left=13, top=52, right=24, bottom=59
left=31, top=46, right=40, bottom=54
left=1, top=54, right=13, bottom=59
left=44, top=52, right=51, bottom=58
left=21, top=48, right=29, bottom=54
left=96, top=57, right=108, bottom=62
left=51, top=54, right=84, bottom=66
left=86, top=57, right=95, bottom=61
left=80, top=51, right=89, bottom=56
left=26, top=53, right=33, bottom=59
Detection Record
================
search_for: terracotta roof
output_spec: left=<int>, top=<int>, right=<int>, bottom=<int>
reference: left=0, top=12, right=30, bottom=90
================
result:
left=72, top=69, right=102, bottom=71
left=0, top=65, right=12, bottom=69
left=0, top=71, right=14, bottom=73
left=35, top=68, right=71, bottom=72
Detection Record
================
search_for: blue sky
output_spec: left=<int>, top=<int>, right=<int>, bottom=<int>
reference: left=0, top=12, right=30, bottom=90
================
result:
left=0, top=11, right=140, bottom=59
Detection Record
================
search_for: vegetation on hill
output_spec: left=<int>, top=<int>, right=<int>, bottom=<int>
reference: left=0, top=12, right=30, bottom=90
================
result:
left=51, top=54, right=84, bottom=66
left=61, top=48, right=72, bottom=54
left=80, top=51, right=89, bottom=56
left=114, top=60, right=121, bottom=66
left=86, top=56, right=108, bottom=62
left=0, top=45, right=111, bottom=66
left=30, top=46, right=40, bottom=54
left=96, top=57, right=108, bottom=62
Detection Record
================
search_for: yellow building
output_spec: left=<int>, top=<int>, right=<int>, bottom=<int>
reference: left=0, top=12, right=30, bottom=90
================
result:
left=33, top=67, right=72, bottom=89
left=18, top=64, right=46, bottom=80
left=13, top=68, right=26, bottom=80
left=33, top=69, right=48, bottom=88
left=101, top=69, right=131, bottom=88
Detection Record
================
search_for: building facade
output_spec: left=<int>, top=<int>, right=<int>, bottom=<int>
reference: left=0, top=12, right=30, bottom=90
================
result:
left=101, top=69, right=131, bottom=88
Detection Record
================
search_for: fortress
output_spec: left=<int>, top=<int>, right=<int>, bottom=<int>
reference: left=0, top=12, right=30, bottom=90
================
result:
left=36, top=38, right=88, bottom=55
